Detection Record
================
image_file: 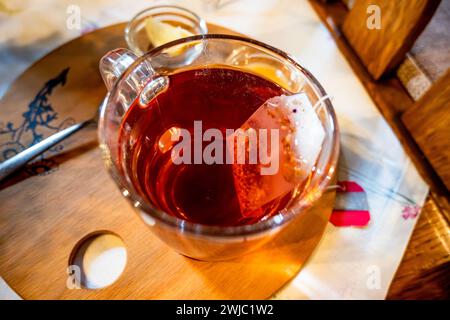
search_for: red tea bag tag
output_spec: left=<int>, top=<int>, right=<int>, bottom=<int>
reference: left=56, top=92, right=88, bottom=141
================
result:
left=228, top=93, right=325, bottom=216
left=330, top=181, right=371, bottom=227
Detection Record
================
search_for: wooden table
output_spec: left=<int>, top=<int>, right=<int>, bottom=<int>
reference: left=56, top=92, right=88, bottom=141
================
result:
left=309, top=0, right=450, bottom=300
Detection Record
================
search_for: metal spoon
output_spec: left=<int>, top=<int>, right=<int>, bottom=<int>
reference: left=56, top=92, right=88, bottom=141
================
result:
left=0, top=107, right=101, bottom=182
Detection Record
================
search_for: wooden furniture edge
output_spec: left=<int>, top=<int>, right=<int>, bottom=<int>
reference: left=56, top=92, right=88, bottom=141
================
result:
left=308, top=0, right=450, bottom=299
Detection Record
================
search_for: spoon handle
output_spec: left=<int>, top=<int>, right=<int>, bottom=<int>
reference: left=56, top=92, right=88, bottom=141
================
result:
left=0, top=119, right=93, bottom=182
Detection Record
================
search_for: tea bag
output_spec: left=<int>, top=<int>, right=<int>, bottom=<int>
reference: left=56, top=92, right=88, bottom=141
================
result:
left=228, top=92, right=326, bottom=216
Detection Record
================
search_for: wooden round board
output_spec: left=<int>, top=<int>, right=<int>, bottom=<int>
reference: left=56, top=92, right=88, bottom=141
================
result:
left=0, top=23, right=335, bottom=299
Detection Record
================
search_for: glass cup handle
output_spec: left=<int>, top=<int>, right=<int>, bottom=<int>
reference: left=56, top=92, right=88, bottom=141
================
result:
left=99, top=48, right=139, bottom=91
left=99, top=48, right=168, bottom=111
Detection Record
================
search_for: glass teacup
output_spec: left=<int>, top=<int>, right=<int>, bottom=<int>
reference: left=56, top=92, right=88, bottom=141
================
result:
left=98, top=35, right=339, bottom=261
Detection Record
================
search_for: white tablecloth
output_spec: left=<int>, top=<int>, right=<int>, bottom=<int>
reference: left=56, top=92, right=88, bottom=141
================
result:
left=0, top=0, right=428, bottom=300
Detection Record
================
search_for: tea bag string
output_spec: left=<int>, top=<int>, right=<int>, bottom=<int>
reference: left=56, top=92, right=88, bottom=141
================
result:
left=326, top=184, right=346, bottom=192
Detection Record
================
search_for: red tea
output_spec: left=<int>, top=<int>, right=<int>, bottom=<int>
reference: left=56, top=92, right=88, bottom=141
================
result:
left=118, top=67, right=293, bottom=226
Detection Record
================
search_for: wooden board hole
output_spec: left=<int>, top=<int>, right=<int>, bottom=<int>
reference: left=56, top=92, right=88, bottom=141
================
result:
left=69, top=232, right=127, bottom=289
